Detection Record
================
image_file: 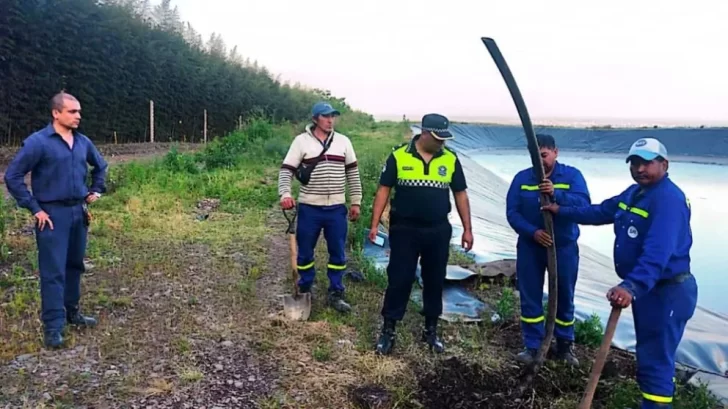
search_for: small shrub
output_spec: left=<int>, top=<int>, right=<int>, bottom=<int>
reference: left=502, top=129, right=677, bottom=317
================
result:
left=575, top=312, right=604, bottom=348
left=162, top=145, right=199, bottom=174
left=263, top=137, right=290, bottom=158
left=199, top=132, right=250, bottom=170
left=495, top=287, right=516, bottom=322
left=244, top=117, right=275, bottom=141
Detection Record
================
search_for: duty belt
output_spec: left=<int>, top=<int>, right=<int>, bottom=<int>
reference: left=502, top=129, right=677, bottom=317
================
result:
left=656, top=272, right=692, bottom=287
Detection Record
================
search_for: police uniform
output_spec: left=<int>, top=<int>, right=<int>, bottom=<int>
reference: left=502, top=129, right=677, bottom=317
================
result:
left=506, top=159, right=591, bottom=364
left=374, top=114, right=468, bottom=354
left=4, top=123, right=108, bottom=348
left=557, top=138, right=696, bottom=409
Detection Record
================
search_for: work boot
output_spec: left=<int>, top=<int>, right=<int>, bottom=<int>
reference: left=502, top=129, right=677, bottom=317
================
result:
left=421, top=317, right=445, bottom=353
left=375, top=319, right=396, bottom=355
left=553, top=339, right=579, bottom=366
left=66, top=307, right=98, bottom=328
left=44, top=330, right=64, bottom=349
left=327, top=290, right=351, bottom=313
left=515, top=347, right=538, bottom=364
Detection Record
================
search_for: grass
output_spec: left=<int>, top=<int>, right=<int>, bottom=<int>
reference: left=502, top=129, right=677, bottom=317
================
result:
left=0, top=113, right=723, bottom=408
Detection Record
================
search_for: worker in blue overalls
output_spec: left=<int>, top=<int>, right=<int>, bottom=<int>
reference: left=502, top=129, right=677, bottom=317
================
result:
left=505, top=133, right=591, bottom=366
left=542, top=137, right=697, bottom=409
left=4, top=92, right=108, bottom=349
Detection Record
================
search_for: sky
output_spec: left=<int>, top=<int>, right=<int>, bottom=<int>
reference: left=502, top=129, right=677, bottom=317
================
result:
left=169, top=0, right=728, bottom=127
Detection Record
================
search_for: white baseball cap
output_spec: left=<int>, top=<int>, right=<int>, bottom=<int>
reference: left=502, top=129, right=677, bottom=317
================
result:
left=626, top=138, right=669, bottom=163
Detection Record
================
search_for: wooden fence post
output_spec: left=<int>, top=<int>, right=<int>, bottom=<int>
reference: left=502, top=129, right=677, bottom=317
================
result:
left=150, top=100, right=155, bottom=143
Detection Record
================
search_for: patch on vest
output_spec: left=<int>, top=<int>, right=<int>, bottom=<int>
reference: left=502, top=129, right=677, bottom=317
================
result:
left=402, top=166, right=414, bottom=171
left=438, top=165, right=447, bottom=177
left=627, top=225, right=639, bottom=239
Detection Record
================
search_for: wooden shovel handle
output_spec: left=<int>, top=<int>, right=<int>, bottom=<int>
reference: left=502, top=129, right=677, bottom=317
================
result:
left=578, top=306, right=622, bottom=409
left=289, top=233, right=299, bottom=295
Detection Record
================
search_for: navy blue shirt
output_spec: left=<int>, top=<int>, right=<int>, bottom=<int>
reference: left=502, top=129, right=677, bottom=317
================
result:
left=559, top=174, right=692, bottom=300
left=506, top=161, right=591, bottom=246
left=3, top=123, right=108, bottom=214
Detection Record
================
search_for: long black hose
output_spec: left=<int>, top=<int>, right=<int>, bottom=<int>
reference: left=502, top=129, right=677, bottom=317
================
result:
left=481, top=37, right=559, bottom=394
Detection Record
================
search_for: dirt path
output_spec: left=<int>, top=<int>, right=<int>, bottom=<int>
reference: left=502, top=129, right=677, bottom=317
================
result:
left=0, top=210, right=290, bottom=408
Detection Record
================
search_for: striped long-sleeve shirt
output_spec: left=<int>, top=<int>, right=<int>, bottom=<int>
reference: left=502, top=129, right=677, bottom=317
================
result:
left=278, top=124, right=363, bottom=207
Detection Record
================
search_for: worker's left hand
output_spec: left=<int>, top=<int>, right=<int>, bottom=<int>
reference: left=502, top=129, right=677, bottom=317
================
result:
left=461, top=229, right=473, bottom=252
left=606, top=285, right=633, bottom=308
left=349, top=205, right=361, bottom=221
left=539, top=179, right=554, bottom=196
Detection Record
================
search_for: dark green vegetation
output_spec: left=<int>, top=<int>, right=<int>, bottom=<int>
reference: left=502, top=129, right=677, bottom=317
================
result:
left=0, top=0, right=352, bottom=145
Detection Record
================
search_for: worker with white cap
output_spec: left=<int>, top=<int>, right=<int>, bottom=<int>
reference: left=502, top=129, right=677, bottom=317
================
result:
left=541, top=137, right=697, bottom=409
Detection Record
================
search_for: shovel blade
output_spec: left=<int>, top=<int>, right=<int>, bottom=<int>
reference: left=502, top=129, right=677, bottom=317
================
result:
left=282, top=292, right=312, bottom=321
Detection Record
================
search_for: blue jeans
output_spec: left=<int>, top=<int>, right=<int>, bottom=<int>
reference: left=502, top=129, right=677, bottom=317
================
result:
left=295, top=203, right=348, bottom=293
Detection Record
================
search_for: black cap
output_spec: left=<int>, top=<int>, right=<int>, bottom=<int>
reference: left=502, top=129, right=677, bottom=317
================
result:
left=421, top=113, right=454, bottom=140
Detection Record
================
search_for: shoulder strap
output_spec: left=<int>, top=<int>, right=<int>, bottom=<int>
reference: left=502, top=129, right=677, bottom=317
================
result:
left=319, top=133, right=334, bottom=156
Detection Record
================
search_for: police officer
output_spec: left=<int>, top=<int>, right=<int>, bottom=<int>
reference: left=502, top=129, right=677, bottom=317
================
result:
left=368, top=113, right=473, bottom=355
left=542, top=138, right=697, bottom=409
left=4, top=92, right=108, bottom=348
left=505, top=133, right=591, bottom=366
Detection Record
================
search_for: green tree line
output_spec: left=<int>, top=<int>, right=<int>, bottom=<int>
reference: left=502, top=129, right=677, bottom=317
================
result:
left=0, top=0, right=332, bottom=145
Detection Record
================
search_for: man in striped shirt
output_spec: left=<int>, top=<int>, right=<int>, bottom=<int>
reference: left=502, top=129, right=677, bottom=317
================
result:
left=278, top=102, right=363, bottom=313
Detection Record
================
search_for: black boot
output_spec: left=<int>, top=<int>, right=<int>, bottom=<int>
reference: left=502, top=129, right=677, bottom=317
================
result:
left=44, top=330, right=64, bottom=349
left=66, top=307, right=98, bottom=328
left=553, top=339, right=579, bottom=366
left=421, top=317, right=444, bottom=353
left=327, top=290, right=351, bottom=313
left=515, top=347, right=538, bottom=364
left=375, top=319, right=396, bottom=355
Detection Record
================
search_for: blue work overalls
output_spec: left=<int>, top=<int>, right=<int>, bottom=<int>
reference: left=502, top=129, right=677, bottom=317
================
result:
left=560, top=174, right=697, bottom=409
left=506, top=161, right=591, bottom=349
left=3, top=124, right=108, bottom=332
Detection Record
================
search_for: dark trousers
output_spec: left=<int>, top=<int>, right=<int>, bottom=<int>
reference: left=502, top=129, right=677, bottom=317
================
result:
left=295, top=203, right=348, bottom=293
left=35, top=203, right=88, bottom=332
left=516, top=239, right=580, bottom=349
left=381, top=221, right=452, bottom=321
left=634, top=274, right=697, bottom=409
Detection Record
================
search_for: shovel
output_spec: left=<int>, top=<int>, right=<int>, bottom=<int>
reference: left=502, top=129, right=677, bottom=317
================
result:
left=578, top=305, right=622, bottom=409
left=281, top=206, right=311, bottom=321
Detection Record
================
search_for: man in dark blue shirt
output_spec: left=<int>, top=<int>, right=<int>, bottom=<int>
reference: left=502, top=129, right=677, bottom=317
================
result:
left=505, top=134, right=591, bottom=366
left=542, top=137, right=697, bottom=409
left=4, top=92, right=108, bottom=348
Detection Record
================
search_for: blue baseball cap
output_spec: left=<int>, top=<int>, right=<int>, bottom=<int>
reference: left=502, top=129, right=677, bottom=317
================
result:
left=312, top=102, right=340, bottom=117
left=626, top=138, right=669, bottom=163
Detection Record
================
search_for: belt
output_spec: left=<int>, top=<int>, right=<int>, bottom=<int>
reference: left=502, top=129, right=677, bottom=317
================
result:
left=39, top=199, right=85, bottom=207
left=390, top=217, right=449, bottom=228
left=656, top=272, right=692, bottom=287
